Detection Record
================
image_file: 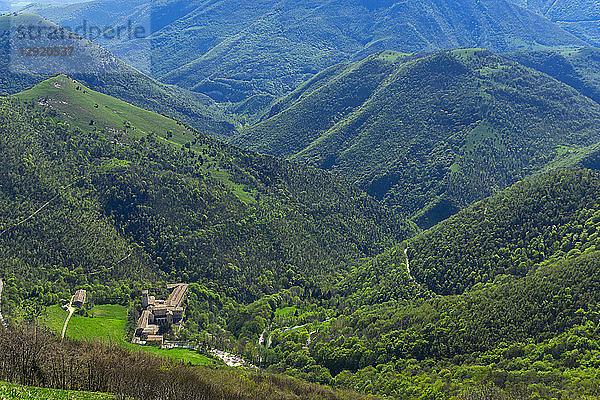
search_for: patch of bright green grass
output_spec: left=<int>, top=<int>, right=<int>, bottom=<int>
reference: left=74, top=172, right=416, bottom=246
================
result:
left=449, top=162, right=461, bottom=173
left=40, top=305, right=214, bottom=366
left=274, top=306, right=298, bottom=317
left=556, top=145, right=576, bottom=156
left=465, top=121, right=501, bottom=152
left=209, top=169, right=257, bottom=205
left=376, top=50, right=407, bottom=63
left=0, top=381, right=113, bottom=399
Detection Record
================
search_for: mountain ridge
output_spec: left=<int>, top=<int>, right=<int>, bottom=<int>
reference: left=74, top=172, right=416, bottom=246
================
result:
left=22, top=0, right=587, bottom=106
left=1, top=75, right=415, bottom=304
left=235, top=49, right=600, bottom=227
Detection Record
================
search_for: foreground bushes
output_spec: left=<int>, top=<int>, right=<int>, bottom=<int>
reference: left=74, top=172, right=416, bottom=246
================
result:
left=0, top=324, right=372, bottom=400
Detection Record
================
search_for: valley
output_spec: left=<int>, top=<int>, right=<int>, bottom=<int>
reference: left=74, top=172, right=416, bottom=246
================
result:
left=2, top=1, right=600, bottom=399
left=237, top=48, right=600, bottom=227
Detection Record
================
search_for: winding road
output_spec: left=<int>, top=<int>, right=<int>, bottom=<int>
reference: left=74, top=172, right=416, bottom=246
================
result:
left=61, top=296, right=75, bottom=340
left=258, top=325, right=270, bottom=347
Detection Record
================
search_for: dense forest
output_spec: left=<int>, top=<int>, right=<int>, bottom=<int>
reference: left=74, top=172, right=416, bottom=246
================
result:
left=253, top=170, right=600, bottom=399
left=4, top=2, right=600, bottom=397
left=236, top=49, right=600, bottom=228
left=0, top=78, right=413, bottom=318
left=506, top=48, right=600, bottom=107
left=505, top=0, right=600, bottom=46
left=0, top=14, right=237, bottom=138
left=4, top=62, right=600, bottom=400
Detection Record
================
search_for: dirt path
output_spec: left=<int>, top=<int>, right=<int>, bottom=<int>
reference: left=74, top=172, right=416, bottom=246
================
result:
left=303, top=330, right=317, bottom=350
left=258, top=325, right=270, bottom=347
left=61, top=296, right=75, bottom=340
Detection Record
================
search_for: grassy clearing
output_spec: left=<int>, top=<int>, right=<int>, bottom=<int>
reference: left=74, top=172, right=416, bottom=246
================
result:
left=464, top=120, right=501, bottom=152
left=376, top=50, right=407, bottom=63
left=0, top=381, right=113, bottom=399
left=40, top=305, right=215, bottom=366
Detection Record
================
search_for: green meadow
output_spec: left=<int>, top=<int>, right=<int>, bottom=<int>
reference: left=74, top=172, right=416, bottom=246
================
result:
left=40, top=305, right=215, bottom=366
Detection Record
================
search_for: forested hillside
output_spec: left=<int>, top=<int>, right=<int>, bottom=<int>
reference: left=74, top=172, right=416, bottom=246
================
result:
left=506, top=47, right=600, bottom=106
left=4, top=1, right=600, bottom=398
left=3, top=57, right=600, bottom=400
left=351, top=169, right=600, bottom=298
left=24, top=0, right=584, bottom=106
left=257, top=170, right=600, bottom=399
left=0, top=77, right=414, bottom=318
left=236, top=49, right=600, bottom=228
left=0, top=14, right=236, bottom=138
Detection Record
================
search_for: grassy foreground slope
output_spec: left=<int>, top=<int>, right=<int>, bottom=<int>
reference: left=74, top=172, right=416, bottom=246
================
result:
left=237, top=49, right=600, bottom=228
left=0, top=382, right=113, bottom=400
left=0, top=325, right=377, bottom=400
left=0, top=382, right=114, bottom=400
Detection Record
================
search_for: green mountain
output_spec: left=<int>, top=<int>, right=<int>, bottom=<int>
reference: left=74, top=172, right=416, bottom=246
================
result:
left=0, top=14, right=237, bottom=138
left=0, top=76, right=410, bottom=400
left=3, top=58, right=600, bottom=400
left=262, top=169, right=600, bottom=398
left=0, top=75, right=414, bottom=314
left=347, top=169, right=600, bottom=299
left=235, top=49, right=600, bottom=228
left=23, top=0, right=585, bottom=106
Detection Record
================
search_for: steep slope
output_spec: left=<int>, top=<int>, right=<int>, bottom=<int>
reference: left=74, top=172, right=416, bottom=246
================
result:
left=507, top=0, right=600, bottom=46
left=24, top=0, right=585, bottom=105
left=236, top=49, right=600, bottom=228
left=345, top=169, right=600, bottom=299
left=0, top=76, right=414, bottom=312
left=324, top=248, right=600, bottom=398
left=505, top=47, right=600, bottom=106
left=0, top=14, right=236, bottom=138
left=262, top=169, right=600, bottom=398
